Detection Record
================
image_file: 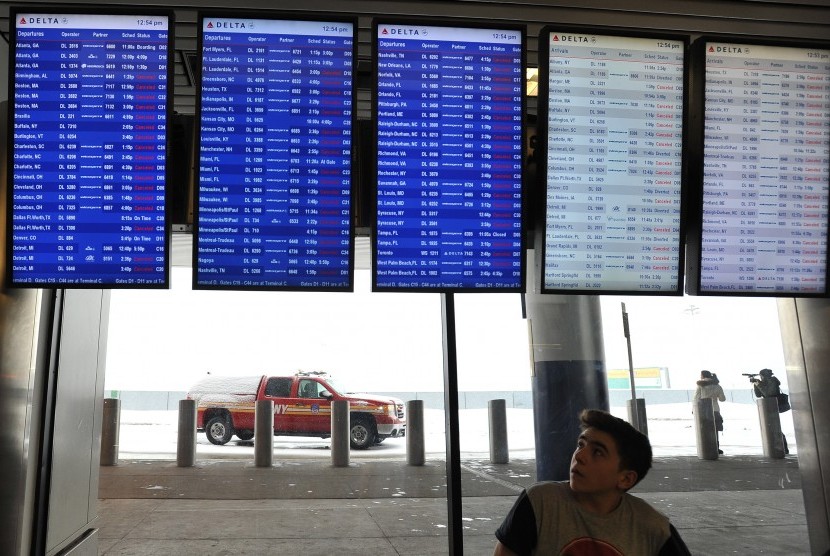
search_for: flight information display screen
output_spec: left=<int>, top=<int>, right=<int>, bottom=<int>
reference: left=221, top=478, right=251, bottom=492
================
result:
left=7, top=11, right=172, bottom=287
left=373, top=22, right=525, bottom=292
left=697, top=41, right=830, bottom=295
left=540, top=31, right=686, bottom=294
left=194, top=16, right=355, bottom=291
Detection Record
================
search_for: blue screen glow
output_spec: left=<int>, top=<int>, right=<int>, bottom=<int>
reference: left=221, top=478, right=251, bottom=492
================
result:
left=194, top=17, right=355, bottom=290
left=373, top=24, right=524, bottom=291
left=8, top=12, right=171, bottom=287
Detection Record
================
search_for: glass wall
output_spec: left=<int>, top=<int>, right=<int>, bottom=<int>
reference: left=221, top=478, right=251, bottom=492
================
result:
left=454, top=293, right=534, bottom=553
left=100, top=270, right=809, bottom=554
left=102, top=264, right=454, bottom=553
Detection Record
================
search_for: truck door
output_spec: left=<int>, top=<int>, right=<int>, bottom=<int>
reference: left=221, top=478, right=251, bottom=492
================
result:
left=262, top=377, right=293, bottom=433
left=293, top=378, right=332, bottom=434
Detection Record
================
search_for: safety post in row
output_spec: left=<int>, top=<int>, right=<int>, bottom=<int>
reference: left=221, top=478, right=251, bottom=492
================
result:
left=331, top=400, right=350, bottom=467
left=177, top=399, right=197, bottom=467
left=757, top=397, right=786, bottom=459
left=488, top=399, right=509, bottom=464
left=407, top=399, right=425, bottom=466
left=694, top=397, right=718, bottom=460
left=254, top=399, right=274, bottom=467
left=101, top=398, right=121, bottom=466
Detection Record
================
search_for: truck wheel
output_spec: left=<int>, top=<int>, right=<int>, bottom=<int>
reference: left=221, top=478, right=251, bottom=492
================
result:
left=374, top=435, right=386, bottom=445
left=206, top=416, right=234, bottom=445
left=350, top=416, right=377, bottom=450
left=236, top=430, right=254, bottom=441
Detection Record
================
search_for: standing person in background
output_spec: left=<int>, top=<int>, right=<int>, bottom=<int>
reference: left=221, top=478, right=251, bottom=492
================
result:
left=752, top=368, right=789, bottom=454
left=693, top=370, right=726, bottom=454
left=752, top=368, right=781, bottom=399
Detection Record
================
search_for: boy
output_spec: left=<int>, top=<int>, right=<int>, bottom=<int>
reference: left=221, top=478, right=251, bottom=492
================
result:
left=494, top=409, right=690, bottom=555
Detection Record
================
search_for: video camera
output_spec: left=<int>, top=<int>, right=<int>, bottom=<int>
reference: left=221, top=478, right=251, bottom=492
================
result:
left=742, top=372, right=759, bottom=383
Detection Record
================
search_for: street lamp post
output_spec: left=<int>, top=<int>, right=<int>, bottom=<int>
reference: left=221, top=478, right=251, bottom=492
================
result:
left=622, top=303, right=646, bottom=434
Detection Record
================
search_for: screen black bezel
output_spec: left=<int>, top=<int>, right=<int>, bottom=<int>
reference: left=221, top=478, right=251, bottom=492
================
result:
left=5, top=6, right=175, bottom=289
left=536, top=25, right=691, bottom=296
left=685, top=34, right=830, bottom=297
left=371, top=17, right=528, bottom=293
left=191, top=11, right=358, bottom=292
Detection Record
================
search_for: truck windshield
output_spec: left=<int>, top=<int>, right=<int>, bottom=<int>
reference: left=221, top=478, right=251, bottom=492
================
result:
left=323, top=378, right=351, bottom=395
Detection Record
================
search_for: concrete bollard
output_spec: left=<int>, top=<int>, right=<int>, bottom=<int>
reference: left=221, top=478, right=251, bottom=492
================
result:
left=488, top=399, right=509, bottom=464
left=626, top=398, right=648, bottom=436
left=177, top=399, right=197, bottom=467
left=101, top=398, right=121, bottom=466
left=757, top=397, right=785, bottom=459
left=406, top=400, right=425, bottom=466
left=331, top=400, right=350, bottom=467
left=694, top=398, right=719, bottom=460
left=255, top=400, right=274, bottom=467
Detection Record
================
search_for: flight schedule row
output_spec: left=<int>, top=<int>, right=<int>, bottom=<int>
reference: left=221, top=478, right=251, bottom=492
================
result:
left=10, top=13, right=170, bottom=286
left=374, top=25, right=524, bottom=290
left=195, top=19, right=354, bottom=290
left=543, top=33, right=685, bottom=293
left=700, top=43, right=830, bottom=294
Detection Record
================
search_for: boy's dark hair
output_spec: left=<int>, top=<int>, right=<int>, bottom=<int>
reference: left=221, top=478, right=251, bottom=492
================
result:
left=579, top=409, right=652, bottom=487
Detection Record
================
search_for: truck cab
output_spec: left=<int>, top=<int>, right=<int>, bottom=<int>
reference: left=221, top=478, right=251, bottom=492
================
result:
left=188, top=371, right=406, bottom=449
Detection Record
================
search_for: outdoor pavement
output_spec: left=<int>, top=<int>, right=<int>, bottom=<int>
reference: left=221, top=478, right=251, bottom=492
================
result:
left=97, top=453, right=809, bottom=555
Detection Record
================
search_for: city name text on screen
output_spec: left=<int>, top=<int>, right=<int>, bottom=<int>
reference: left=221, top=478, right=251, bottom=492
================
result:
left=374, top=24, right=524, bottom=291
left=195, top=17, right=355, bottom=290
left=9, top=12, right=171, bottom=287
left=542, top=32, right=685, bottom=294
left=700, top=42, right=830, bottom=294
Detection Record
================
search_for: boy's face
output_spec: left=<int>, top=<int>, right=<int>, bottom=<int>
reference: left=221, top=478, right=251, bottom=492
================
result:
left=569, top=427, right=633, bottom=495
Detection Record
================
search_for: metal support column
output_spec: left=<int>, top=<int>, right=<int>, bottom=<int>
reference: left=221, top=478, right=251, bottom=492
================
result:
left=526, top=252, right=608, bottom=481
left=441, top=293, right=463, bottom=556
left=777, top=297, right=830, bottom=555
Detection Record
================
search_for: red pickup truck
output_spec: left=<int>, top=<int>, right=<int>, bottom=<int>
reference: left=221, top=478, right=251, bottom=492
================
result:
left=186, top=372, right=406, bottom=449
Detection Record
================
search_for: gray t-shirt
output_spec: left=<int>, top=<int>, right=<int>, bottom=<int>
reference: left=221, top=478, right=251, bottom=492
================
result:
left=497, top=481, right=677, bottom=555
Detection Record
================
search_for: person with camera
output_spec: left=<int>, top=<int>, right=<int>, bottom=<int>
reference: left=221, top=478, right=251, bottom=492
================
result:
left=751, top=368, right=789, bottom=454
left=751, top=368, right=780, bottom=398
left=693, top=370, right=726, bottom=454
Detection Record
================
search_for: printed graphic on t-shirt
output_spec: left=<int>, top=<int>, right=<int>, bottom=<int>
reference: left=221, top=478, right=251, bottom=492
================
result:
left=561, top=537, right=623, bottom=555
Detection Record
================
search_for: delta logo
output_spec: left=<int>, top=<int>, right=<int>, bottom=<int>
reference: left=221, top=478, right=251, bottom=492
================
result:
left=381, top=27, right=422, bottom=36
left=551, top=34, right=592, bottom=43
left=19, top=16, right=62, bottom=25
left=206, top=20, right=251, bottom=30
left=709, top=45, right=746, bottom=54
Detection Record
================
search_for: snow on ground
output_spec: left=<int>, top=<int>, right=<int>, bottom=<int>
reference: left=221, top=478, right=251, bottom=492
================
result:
left=115, top=401, right=796, bottom=461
